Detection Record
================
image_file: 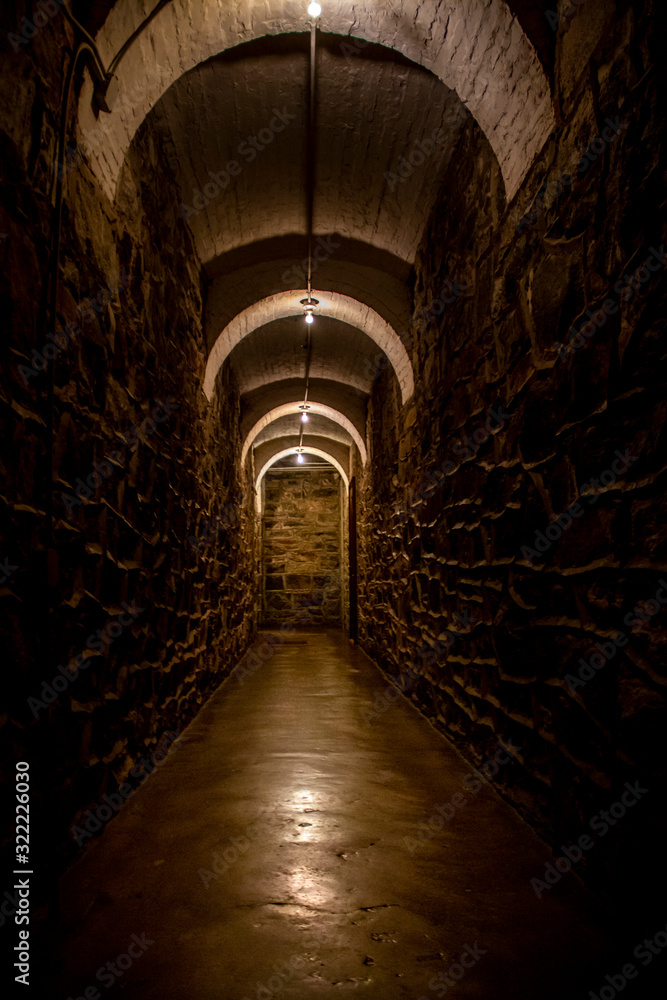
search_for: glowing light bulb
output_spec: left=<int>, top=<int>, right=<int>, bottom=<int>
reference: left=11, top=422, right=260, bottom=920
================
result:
left=300, top=296, right=319, bottom=325
left=308, top=2, right=322, bottom=17
left=301, top=411, right=309, bottom=423
left=297, top=453, right=305, bottom=464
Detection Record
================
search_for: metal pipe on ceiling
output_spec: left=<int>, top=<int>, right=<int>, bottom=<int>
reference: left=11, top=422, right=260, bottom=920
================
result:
left=306, top=17, right=318, bottom=301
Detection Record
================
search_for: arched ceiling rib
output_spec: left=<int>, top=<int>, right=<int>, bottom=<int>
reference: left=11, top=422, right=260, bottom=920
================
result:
left=77, top=1, right=554, bottom=482
left=241, top=379, right=368, bottom=443
left=130, top=32, right=468, bottom=267
left=226, top=315, right=381, bottom=398
left=205, top=290, right=414, bottom=404
left=255, top=442, right=349, bottom=504
left=253, top=414, right=353, bottom=452
left=242, top=403, right=366, bottom=466
left=204, top=235, right=412, bottom=343
left=79, top=0, right=554, bottom=204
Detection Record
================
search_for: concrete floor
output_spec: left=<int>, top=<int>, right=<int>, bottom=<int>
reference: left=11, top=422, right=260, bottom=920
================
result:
left=50, top=631, right=622, bottom=999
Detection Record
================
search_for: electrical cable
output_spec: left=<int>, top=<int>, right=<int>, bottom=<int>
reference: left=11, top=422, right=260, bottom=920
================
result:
left=303, top=325, right=312, bottom=400
left=46, top=39, right=102, bottom=570
left=41, top=34, right=99, bottom=928
left=47, top=1, right=178, bottom=556
left=298, top=11, right=319, bottom=458
left=41, top=1, right=178, bottom=918
left=109, top=0, right=174, bottom=77
left=306, top=17, right=317, bottom=301
left=62, top=2, right=174, bottom=106
left=60, top=7, right=105, bottom=70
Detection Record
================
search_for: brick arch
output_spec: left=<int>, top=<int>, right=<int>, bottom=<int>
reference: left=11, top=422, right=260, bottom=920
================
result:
left=242, top=402, right=367, bottom=466
left=255, top=446, right=349, bottom=512
left=204, top=289, right=414, bottom=405
left=79, top=0, right=553, bottom=203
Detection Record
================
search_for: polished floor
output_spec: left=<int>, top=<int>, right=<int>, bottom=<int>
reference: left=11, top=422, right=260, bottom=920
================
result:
left=49, top=631, right=623, bottom=999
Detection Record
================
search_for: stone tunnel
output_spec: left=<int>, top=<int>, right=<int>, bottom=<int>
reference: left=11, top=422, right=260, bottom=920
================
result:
left=0, top=1, right=666, bottom=996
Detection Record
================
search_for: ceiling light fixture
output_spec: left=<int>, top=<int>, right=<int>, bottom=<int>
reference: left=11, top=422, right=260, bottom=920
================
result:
left=296, top=449, right=305, bottom=464
left=300, top=296, right=319, bottom=325
left=299, top=404, right=311, bottom=423
left=308, top=2, right=322, bottom=17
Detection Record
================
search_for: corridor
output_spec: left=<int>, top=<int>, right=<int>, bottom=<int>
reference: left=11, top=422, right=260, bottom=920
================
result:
left=51, top=632, right=612, bottom=1000
left=2, top=1, right=666, bottom=996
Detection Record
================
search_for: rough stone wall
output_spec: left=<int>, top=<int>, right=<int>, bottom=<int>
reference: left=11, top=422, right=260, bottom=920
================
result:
left=0, top=9, right=256, bottom=876
left=262, top=469, right=342, bottom=627
left=357, top=0, right=666, bottom=914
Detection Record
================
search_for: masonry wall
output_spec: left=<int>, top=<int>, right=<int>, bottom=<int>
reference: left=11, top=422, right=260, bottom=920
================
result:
left=0, top=9, right=256, bottom=879
left=357, top=0, right=666, bottom=915
left=262, top=468, right=342, bottom=627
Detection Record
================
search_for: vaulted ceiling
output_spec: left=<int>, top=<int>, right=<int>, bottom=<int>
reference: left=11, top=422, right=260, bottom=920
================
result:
left=74, top=0, right=555, bottom=486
